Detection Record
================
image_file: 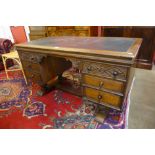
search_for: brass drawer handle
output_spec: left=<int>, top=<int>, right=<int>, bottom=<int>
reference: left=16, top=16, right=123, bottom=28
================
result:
left=99, top=81, right=104, bottom=89
left=87, top=66, right=92, bottom=71
left=31, top=74, right=34, bottom=78
left=113, top=71, right=119, bottom=77
left=30, top=57, right=35, bottom=61
left=98, top=95, right=102, bottom=100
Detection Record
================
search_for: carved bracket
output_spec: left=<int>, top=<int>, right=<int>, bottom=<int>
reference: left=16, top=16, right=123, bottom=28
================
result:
left=65, top=57, right=82, bottom=70
left=64, top=57, right=82, bottom=89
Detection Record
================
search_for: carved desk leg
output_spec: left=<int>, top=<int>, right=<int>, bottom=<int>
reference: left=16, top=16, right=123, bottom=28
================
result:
left=36, top=56, right=59, bottom=96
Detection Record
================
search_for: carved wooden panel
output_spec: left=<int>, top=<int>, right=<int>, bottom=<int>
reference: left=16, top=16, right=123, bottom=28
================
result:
left=66, top=58, right=82, bottom=70
left=20, top=52, right=46, bottom=64
left=24, top=70, right=42, bottom=84
left=83, top=61, right=128, bottom=81
left=22, top=61, right=40, bottom=73
left=64, top=57, right=82, bottom=89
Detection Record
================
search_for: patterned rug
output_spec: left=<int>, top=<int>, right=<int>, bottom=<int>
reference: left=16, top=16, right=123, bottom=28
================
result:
left=0, top=70, right=130, bottom=129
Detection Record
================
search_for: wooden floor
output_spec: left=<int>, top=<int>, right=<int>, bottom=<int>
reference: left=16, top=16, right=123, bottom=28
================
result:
left=128, top=68, right=155, bottom=128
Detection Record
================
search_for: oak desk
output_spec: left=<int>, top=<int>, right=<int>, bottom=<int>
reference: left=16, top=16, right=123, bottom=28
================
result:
left=16, top=36, right=142, bottom=111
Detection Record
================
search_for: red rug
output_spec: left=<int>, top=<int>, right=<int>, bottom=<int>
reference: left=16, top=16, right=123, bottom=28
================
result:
left=0, top=70, right=129, bottom=129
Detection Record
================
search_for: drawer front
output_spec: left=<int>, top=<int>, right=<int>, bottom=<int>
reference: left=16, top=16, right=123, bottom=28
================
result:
left=84, top=87, right=122, bottom=108
left=83, top=61, right=128, bottom=81
left=83, top=74, right=125, bottom=93
left=22, top=61, right=40, bottom=73
left=20, top=52, right=46, bottom=64
left=25, top=70, right=42, bottom=84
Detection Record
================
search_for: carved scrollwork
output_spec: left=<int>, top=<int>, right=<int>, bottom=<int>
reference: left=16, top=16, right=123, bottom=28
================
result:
left=64, top=57, right=82, bottom=89
left=20, top=52, right=46, bottom=64
left=65, top=58, right=81, bottom=70
left=83, top=61, right=128, bottom=81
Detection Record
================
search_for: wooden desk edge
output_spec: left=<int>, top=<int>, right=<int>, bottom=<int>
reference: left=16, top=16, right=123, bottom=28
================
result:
left=15, top=38, right=142, bottom=60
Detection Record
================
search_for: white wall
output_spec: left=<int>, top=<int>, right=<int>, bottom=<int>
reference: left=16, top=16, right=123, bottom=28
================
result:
left=0, top=26, right=14, bottom=42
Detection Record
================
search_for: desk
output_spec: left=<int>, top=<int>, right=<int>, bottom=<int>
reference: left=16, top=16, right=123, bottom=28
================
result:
left=15, top=36, right=142, bottom=111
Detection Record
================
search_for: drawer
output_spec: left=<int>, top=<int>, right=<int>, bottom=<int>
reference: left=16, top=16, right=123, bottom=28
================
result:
left=24, top=70, right=42, bottom=84
left=83, top=74, right=125, bottom=93
left=20, top=52, right=46, bottom=64
left=22, top=61, right=40, bottom=73
left=84, top=87, right=122, bottom=108
left=83, top=61, right=128, bottom=81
